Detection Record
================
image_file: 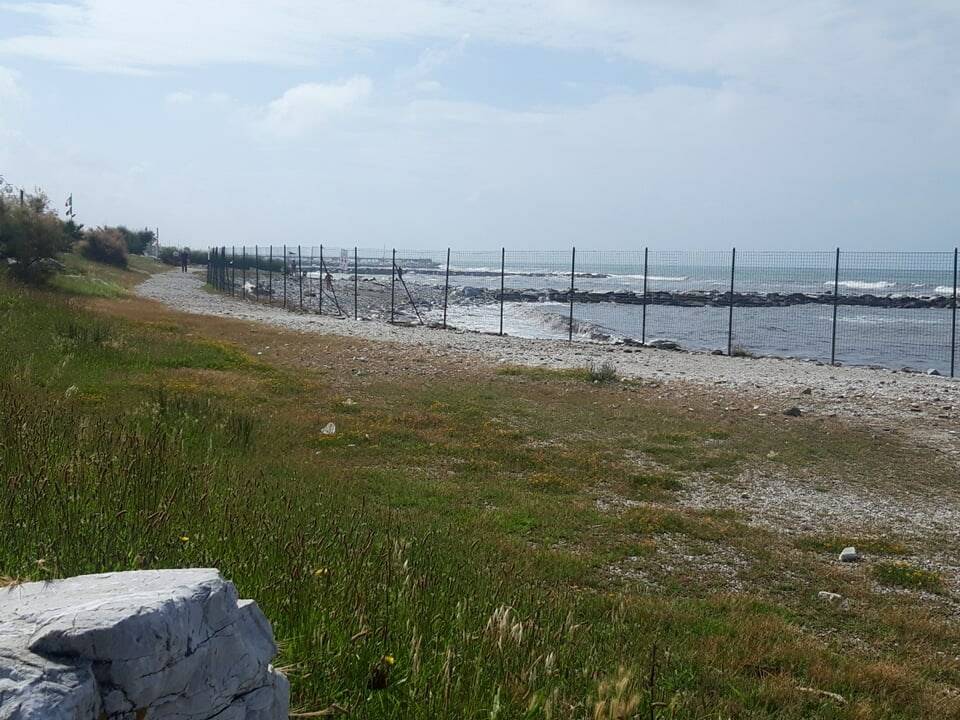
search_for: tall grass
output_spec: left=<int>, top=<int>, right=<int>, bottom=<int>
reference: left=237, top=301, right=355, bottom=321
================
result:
left=2, top=276, right=958, bottom=718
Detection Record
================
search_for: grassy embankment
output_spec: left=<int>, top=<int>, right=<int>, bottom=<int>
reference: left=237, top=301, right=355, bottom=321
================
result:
left=2, top=256, right=959, bottom=719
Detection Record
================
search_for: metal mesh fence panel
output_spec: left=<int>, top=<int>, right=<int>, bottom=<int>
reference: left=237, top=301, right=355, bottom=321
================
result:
left=388, top=248, right=449, bottom=325
left=834, top=252, right=955, bottom=374
left=497, top=250, right=577, bottom=340
left=435, top=249, right=505, bottom=334
left=641, top=250, right=733, bottom=353
left=568, top=250, right=646, bottom=343
left=733, top=251, right=836, bottom=362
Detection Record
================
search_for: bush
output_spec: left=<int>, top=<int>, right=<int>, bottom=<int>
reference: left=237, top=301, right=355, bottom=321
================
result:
left=119, top=226, right=156, bottom=255
left=587, top=361, right=619, bottom=383
left=0, top=190, right=74, bottom=284
left=81, top=227, right=129, bottom=268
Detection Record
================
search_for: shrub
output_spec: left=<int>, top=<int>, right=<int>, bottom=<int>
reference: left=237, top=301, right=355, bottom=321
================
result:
left=0, top=191, right=73, bottom=284
left=114, top=226, right=156, bottom=255
left=586, top=361, right=619, bottom=383
left=81, top=227, right=129, bottom=268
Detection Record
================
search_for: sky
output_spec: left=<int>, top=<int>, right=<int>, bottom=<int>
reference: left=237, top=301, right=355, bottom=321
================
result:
left=0, top=1, right=958, bottom=251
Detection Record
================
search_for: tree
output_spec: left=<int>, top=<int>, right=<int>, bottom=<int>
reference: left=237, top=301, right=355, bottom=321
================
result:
left=0, top=187, right=73, bottom=283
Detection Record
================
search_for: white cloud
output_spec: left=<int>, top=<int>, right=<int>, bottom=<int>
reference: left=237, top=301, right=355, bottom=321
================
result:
left=0, top=65, right=21, bottom=100
left=260, top=77, right=372, bottom=138
left=165, top=90, right=193, bottom=105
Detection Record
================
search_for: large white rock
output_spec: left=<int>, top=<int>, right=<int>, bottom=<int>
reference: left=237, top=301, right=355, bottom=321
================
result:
left=0, top=569, right=288, bottom=720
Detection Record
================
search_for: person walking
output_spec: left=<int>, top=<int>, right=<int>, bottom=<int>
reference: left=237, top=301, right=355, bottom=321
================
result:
left=181, top=247, right=190, bottom=272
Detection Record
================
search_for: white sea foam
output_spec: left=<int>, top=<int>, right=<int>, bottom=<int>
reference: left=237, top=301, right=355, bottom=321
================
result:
left=826, top=280, right=897, bottom=291
left=934, top=285, right=958, bottom=296
left=616, top=274, right=690, bottom=282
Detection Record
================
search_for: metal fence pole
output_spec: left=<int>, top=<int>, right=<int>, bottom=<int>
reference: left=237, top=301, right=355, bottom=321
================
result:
left=443, top=248, right=450, bottom=330
left=952, top=247, right=958, bottom=378
left=390, top=249, right=396, bottom=323
left=268, top=246, right=273, bottom=304
left=308, top=246, right=315, bottom=313
left=242, top=247, right=247, bottom=299
left=298, top=245, right=303, bottom=311
left=255, top=246, right=260, bottom=301
left=727, top=247, right=736, bottom=356
left=642, top=247, right=649, bottom=345
left=831, top=248, right=840, bottom=365
left=354, top=247, right=359, bottom=320
left=319, top=245, right=324, bottom=315
left=499, top=247, right=505, bottom=336
left=231, top=246, right=236, bottom=296
left=568, top=247, right=576, bottom=342
left=283, top=245, right=288, bottom=309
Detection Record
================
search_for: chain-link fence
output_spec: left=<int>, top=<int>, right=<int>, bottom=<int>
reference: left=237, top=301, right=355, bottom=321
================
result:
left=206, top=246, right=960, bottom=376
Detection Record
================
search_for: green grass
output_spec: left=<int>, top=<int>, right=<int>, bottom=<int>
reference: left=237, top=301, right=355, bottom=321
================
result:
left=872, top=562, right=944, bottom=593
left=3, top=265, right=960, bottom=718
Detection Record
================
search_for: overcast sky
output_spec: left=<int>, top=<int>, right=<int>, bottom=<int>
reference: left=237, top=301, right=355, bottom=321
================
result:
left=0, top=1, right=958, bottom=250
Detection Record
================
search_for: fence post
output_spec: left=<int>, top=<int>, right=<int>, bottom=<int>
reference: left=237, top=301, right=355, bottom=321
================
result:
left=282, top=245, right=288, bottom=309
left=499, top=247, right=505, bottom=336
left=443, top=248, right=450, bottom=330
left=727, top=247, right=736, bottom=356
left=268, top=246, right=273, bottom=304
left=831, top=248, right=840, bottom=365
left=354, top=247, right=359, bottom=320
left=390, top=249, right=396, bottom=324
left=642, top=247, right=649, bottom=345
left=319, top=245, right=324, bottom=315
left=569, top=247, right=576, bottom=342
left=231, top=246, right=236, bottom=296
left=242, top=247, right=247, bottom=299
left=255, top=246, right=260, bottom=301
left=952, top=247, right=958, bottom=378
left=298, top=245, right=303, bottom=311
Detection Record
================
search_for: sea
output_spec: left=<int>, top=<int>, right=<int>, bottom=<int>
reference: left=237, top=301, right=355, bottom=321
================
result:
left=380, top=250, right=960, bottom=376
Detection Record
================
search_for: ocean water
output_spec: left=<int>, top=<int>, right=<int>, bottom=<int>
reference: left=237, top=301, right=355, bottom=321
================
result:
left=398, top=251, right=959, bottom=375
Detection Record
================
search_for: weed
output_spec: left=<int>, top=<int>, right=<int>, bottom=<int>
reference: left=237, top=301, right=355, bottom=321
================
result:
left=587, top=361, right=619, bottom=383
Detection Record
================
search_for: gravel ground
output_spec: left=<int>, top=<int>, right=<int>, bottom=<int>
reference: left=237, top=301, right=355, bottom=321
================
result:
left=140, top=270, right=960, bottom=606
left=139, top=271, right=960, bottom=445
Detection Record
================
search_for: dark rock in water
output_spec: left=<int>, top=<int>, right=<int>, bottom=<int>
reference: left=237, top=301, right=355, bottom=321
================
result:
left=711, top=349, right=724, bottom=356
left=647, top=339, right=681, bottom=351
left=621, top=338, right=644, bottom=347
left=783, top=406, right=803, bottom=417
left=900, top=367, right=915, bottom=374
left=928, top=368, right=941, bottom=376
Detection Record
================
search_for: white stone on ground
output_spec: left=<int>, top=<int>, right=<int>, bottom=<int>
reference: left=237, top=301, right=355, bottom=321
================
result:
left=839, top=547, right=859, bottom=562
left=0, top=569, right=288, bottom=720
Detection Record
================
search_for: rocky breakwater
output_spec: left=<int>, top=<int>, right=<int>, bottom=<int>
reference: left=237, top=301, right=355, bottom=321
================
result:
left=488, top=288, right=957, bottom=309
left=0, top=569, right=288, bottom=720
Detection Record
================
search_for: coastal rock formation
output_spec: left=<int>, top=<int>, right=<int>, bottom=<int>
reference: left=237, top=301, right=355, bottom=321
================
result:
left=0, top=569, right=288, bottom=720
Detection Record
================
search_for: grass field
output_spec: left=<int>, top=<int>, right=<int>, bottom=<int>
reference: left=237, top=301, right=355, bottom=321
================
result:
left=2, top=257, right=959, bottom=718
